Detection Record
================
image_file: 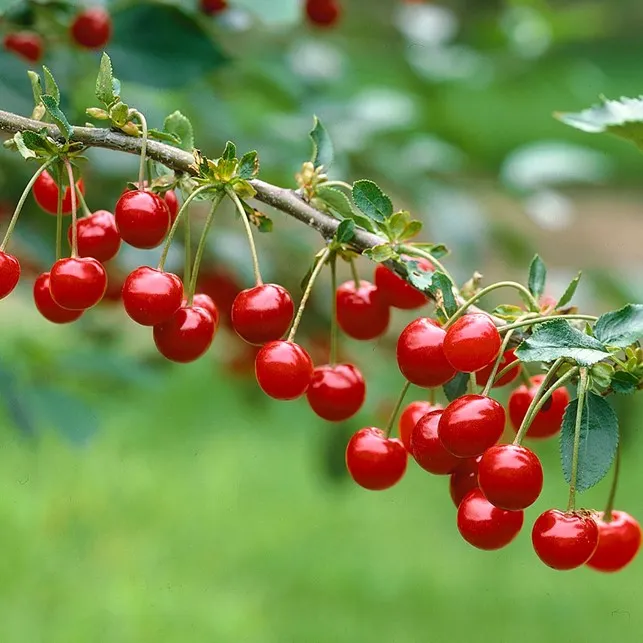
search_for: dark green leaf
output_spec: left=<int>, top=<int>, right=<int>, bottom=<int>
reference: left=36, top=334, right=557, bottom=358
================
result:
left=147, top=128, right=181, bottom=144
left=316, top=185, right=376, bottom=230
left=21, top=130, right=49, bottom=152
left=352, top=179, right=393, bottom=223
left=335, top=219, right=355, bottom=244
left=41, top=94, right=72, bottom=141
left=594, top=304, right=643, bottom=348
left=411, top=243, right=450, bottom=259
left=163, top=110, right=194, bottom=152
left=611, top=371, right=640, bottom=395
left=443, top=372, right=469, bottom=402
left=95, top=52, right=117, bottom=106
left=238, top=150, right=259, bottom=179
left=13, top=132, right=36, bottom=160
left=557, top=272, right=582, bottom=309
left=222, top=141, right=236, bottom=161
left=309, top=116, right=333, bottom=170
left=528, top=254, right=547, bottom=299
left=42, top=66, right=59, bottom=104
left=430, top=272, right=458, bottom=317
left=363, top=244, right=395, bottom=262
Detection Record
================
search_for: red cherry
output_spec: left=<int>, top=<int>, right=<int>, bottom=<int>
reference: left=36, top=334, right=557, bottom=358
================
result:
left=49, top=257, right=107, bottom=310
left=190, top=294, right=219, bottom=328
left=33, top=272, right=84, bottom=324
left=153, top=305, right=216, bottom=363
left=0, top=251, right=20, bottom=299
left=457, top=489, right=524, bottom=550
left=438, top=394, right=505, bottom=458
left=398, top=400, right=443, bottom=452
left=586, top=511, right=641, bottom=573
left=67, top=210, right=121, bottom=262
left=532, top=509, right=599, bottom=570
left=449, top=456, right=481, bottom=507
left=345, top=427, right=407, bottom=490
left=478, top=444, right=543, bottom=510
left=200, top=0, right=228, bottom=14
left=70, top=7, right=112, bottom=49
left=306, top=363, right=366, bottom=422
left=396, top=317, right=456, bottom=387
left=444, top=313, right=502, bottom=373
left=305, top=0, right=341, bottom=26
left=374, top=256, right=433, bottom=310
left=122, top=267, right=183, bottom=326
left=114, top=190, right=171, bottom=249
left=475, top=348, right=521, bottom=388
left=163, top=190, right=179, bottom=223
left=3, top=32, right=43, bottom=63
left=411, top=410, right=461, bottom=475
left=509, top=375, right=570, bottom=439
left=255, top=340, right=313, bottom=400
left=33, top=170, right=85, bottom=216
left=336, top=280, right=390, bottom=340
left=231, top=284, right=294, bottom=345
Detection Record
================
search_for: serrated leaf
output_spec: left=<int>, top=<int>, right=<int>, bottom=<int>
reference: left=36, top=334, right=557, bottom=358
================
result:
left=363, top=244, right=395, bottom=263
left=222, top=141, right=236, bottom=161
left=335, top=219, right=355, bottom=244
left=12, top=132, right=36, bottom=160
left=515, top=319, right=609, bottom=366
left=316, top=185, right=376, bottom=231
left=21, top=130, right=49, bottom=152
left=41, top=95, right=72, bottom=141
left=443, top=372, right=469, bottom=402
left=528, top=254, right=547, bottom=299
left=610, top=371, right=639, bottom=395
left=309, top=116, right=333, bottom=170
left=42, top=66, right=59, bottom=104
left=238, top=150, right=259, bottom=179
left=352, top=180, right=393, bottom=223
left=560, top=392, right=618, bottom=492
left=96, top=52, right=117, bottom=106
left=594, top=304, right=643, bottom=348
left=163, top=110, right=194, bottom=152
left=27, top=70, right=42, bottom=106
left=492, top=304, right=524, bottom=321
left=557, top=272, right=582, bottom=308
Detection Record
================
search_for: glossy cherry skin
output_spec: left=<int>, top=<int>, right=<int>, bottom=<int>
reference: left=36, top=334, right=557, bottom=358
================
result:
left=398, top=400, right=443, bottom=452
left=153, top=306, right=216, bottom=363
left=438, top=394, right=505, bottom=458
left=336, top=280, right=390, bottom=341
left=478, top=444, right=543, bottom=510
left=200, top=0, right=227, bottom=14
left=532, top=510, right=599, bottom=570
left=305, top=0, right=341, bottom=26
left=396, top=317, right=456, bottom=388
left=231, top=284, right=294, bottom=345
left=0, top=252, right=20, bottom=299
left=411, top=410, right=461, bottom=475
left=444, top=313, right=502, bottom=373
left=49, top=257, right=107, bottom=310
left=586, top=511, right=641, bottom=573
left=33, top=170, right=85, bottom=216
left=70, top=7, right=112, bottom=49
left=33, top=273, right=84, bottom=324
left=457, top=489, right=524, bottom=550
left=68, top=210, right=121, bottom=262
left=374, top=256, right=432, bottom=310
left=450, top=456, right=481, bottom=507
left=122, top=267, right=183, bottom=326
left=509, top=375, right=570, bottom=439
left=122, top=185, right=179, bottom=224
left=114, top=190, right=171, bottom=249
left=475, top=348, right=521, bottom=388
left=255, top=340, right=314, bottom=400
left=190, top=294, right=219, bottom=328
left=345, top=427, right=407, bottom=490
left=3, top=32, right=43, bottom=63
left=306, top=363, right=366, bottom=422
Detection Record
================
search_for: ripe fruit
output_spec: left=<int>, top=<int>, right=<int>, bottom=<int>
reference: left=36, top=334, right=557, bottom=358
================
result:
left=586, top=511, right=641, bottom=573
left=411, top=410, right=461, bottom=475
left=345, top=427, right=407, bottom=490
left=122, top=267, right=183, bottom=326
left=163, top=190, right=179, bottom=223
left=153, top=306, right=216, bottom=363
left=396, top=317, right=455, bottom=387
left=191, top=294, right=219, bottom=327
left=532, top=510, right=599, bottom=570
left=305, top=0, right=341, bottom=27
left=200, top=0, right=227, bottom=14
left=0, top=252, right=20, bottom=299
left=438, top=394, right=505, bottom=458
left=475, top=348, right=521, bottom=388
left=374, top=256, right=432, bottom=309
left=49, top=257, right=107, bottom=310
left=398, top=400, right=443, bottom=452
left=114, top=190, right=171, bottom=249
left=33, top=170, right=85, bottom=216
left=3, top=32, right=43, bottom=63
left=478, top=444, right=543, bottom=510
left=231, top=284, right=294, bottom=345
left=444, top=313, right=502, bottom=373
left=450, top=457, right=481, bottom=507
left=68, top=210, right=121, bottom=262
left=33, top=272, right=83, bottom=323
left=255, top=340, right=314, bottom=400
left=306, top=363, right=366, bottom=422
left=336, top=280, right=390, bottom=340
left=70, top=7, right=112, bottom=49
left=457, top=489, right=524, bottom=550
left=509, top=375, right=570, bottom=439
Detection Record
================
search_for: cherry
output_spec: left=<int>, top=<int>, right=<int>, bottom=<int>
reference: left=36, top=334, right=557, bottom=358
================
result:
left=67, top=210, right=121, bottom=262
left=396, top=317, right=455, bottom=387
left=411, top=410, right=461, bottom=475
left=190, top=294, right=219, bottom=328
left=398, top=400, right=443, bottom=452
left=153, top=305, right=216, bottom=363
left=457, top=489, right=524, bottom=550
left=70, top=7, right=112, bottom=49
left=306, top=363, right=366, bottom=422
left=33, top=272, right=83, bottom=324
left=444, top=313, right=502, bottom=373
left=122, top=185, right=179, bottom=224
left=336, top=280, right=390, bottom=340
left=438, top=394, right=505, bottom=458
left=374, top=256, right=432, bottom=310
left=114, top=190, right=171, bottom=249
left=586, top=511, right=641, bottom=573
left=3, top=32, right=43, bottom=63
left=0, top=252, right=20, bottom=299
left=255, top=340, right=314, bottom=400
left=33, top=170, right=85, bottom=216
left=475, top=348, right=521, bottom=388
left=305, top=0, right=341, bottom=27
left=231, top=284, right=294, bottom=345
left=478, top=444, right=543, bottom=510
left=49, top=257, right=107, bottom=310
left=509, top=375, right=570, bottom=439
left=449, top=456, right=481, bottom=507
left=532, top=509, right=599, bottom=570
left=200, top=0, right=228, bottom=14
left=122, top=267, right=183, bottom=326
left=345, top=427, right=407, bottom=490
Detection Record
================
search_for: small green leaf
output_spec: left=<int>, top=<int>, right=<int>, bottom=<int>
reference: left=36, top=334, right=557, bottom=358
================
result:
left=443, top=372, right=469, bottom=402
left=557, top=272, right=582, bottom=308
left=387, top=210, right=411, bottom=238
left=238, top=150, right=259, bottom=179
left=528, top=254, right=547, bottom=300
left=429, top=272, right=458, bottom=317
left=492, top=304, right=525, bottom=321
left=86, top=107, right=110, bottom=120
left=12, top=132, right=36, bottom=160
left=590, top=362, right=614, bottom=390
left=405, top=261, right=433, bottom=292
left=222, top=141, right=236, bottom=161
left=411, top=243, right=450, bottom=259
left=41, top=95, right=73, bottom=141
left=147, top=128, right=181, bottom=144
left=21, top=130, right=49, bottom=152
left=96, top=52, right=117, bottom=106
left=363, top=244, right=395, bottom=263
left=594, top=304, right=643, bottom=348
left=611, top=371, right=639, bottom=395
left=109, top=102, right=130, bottom=128
left=309, top=116, right=333, bottom=170
left=316, top=185, right=376, bottom=231
left=352, top=180, right=393, bottom=223
left=27, top=70, right=42, bottom=106
left=398, top=220, right=422, bottom=242
left=163, top=110, right=194, bottom=152
left=42, top=66, right=60, bottom=104
left=335, top=219, right=355, bottom=244
left=560, top=392, right=619, bottom=492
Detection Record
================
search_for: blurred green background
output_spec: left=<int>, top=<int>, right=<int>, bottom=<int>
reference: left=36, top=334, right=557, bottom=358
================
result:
left=1, top=0, right=642, bottom=641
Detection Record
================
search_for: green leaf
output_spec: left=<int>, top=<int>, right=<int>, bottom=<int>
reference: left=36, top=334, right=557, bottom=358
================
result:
left=163, top=110, right=194, bottom=152
left=95, top=52, right=117, bottom=106
left=492, top=304, right=525, bottom=321
left=222, top=141, right=236, bottom=161
left=528, top=254, right=547, bottom=300
left=411, top=243, right=450, bottom=259
left=316, top=185, right=376, bottom=231
left=42, top=66, right=59, bottom=104
left=611, top=371, right=639, bottom=395
left=594, top=304, right=643, bottom=348
left=515, top=319, right=610, bottom=366
left=21, top=130, right=49, bottom=152
left=362, top=244, right=395, bottom=263
left=399, top=220, right=422, bottom=242
left=387, top=210, right=411, bottom=238
left=443, top=372, right=469, bottom=402
left=429, top=272, right=458, bottom=318
left=12, top=132, right=36, bottom=160
left=590, top=362, right=614, bottom=391
left=352, top=180, right=393, bottom=223
left=335, top=219, right=355, bottom=244
left=238, top=150, right=259, bottom=179
left=27, top=70, right=42, bottom=106
left=109, top=102, right=130, bottom=128
left=41, top=94, right=72, bottom=141
left=309, top=116, right=333, bottom=170
left=147, top=128, right=181, bottom=144
left=556, top=272, right=582, bottom=309
left=560, top=392, right=619, bottom=492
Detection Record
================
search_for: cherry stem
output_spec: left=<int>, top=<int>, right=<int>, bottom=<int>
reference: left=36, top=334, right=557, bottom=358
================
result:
left=74, top=185, right=91, bottom=218
left=602, top=444, right=621, bottom=523
left=384, top=380, right=411, bottom=438
left=287, top=246, right=331, bottom=343
left=226, top=187, right=263, bottom=287
left=468, top=372, right=477, bottom=395
left=0, top=158, right=54, bottom=253
left=494, top=360, right=520, bottom=387
left=63, top=158, right=78, bottom=258
left=567, top=367, right=589, bottom=512
left=329, top=252, right=339, bottom=365
left=498, top=314, right=598, bottom=333
left=481, top=326, right=518, bottom=397
left=131, top=109, right=148, bottom=190
left=428, top=387, right=436, bottom=405
left=349, top=257, right=360, bottom=288
left=519, top=368, right=533, bottom=387
left=55, top=174, right=63, bottom=261
left=322, top=180, right=352, bottom=191
left=184, top=206, right=192, bottom=294
left=399, top=244, right=454, bottom=285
